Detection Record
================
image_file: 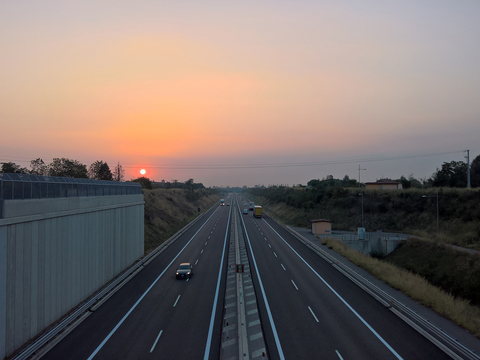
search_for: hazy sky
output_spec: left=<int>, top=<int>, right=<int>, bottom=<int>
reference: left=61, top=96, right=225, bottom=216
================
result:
left=1, top=1, right=479, bottom=186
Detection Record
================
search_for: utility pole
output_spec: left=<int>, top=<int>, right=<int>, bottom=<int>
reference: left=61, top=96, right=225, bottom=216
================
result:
left=358, top=164, right=366, bottom=188
left=359, top=191, right=364, bottom=228
left=465, top=150, right=471, bottom=188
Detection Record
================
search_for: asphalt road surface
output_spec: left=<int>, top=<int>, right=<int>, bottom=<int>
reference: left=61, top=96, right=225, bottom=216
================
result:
left=41, top=194, right=453, bottom=359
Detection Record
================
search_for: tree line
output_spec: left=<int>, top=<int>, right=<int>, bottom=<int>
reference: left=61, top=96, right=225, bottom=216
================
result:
left=305, top=155, right=480, bottom=190
left=0, top=158, right=125, bottom=182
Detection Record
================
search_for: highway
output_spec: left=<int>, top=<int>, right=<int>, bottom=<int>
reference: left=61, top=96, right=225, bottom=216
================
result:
left=41, top=201, right=232, bottom=360
left=39, top=194, right=457, bottom=359
left=237, top=195, right=451, bottom=360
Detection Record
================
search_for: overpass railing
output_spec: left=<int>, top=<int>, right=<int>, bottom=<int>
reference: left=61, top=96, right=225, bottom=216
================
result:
left=0, top=173, right=142, bottom=201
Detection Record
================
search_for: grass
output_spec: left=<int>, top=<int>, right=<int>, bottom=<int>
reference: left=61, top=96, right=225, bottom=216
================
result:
left=321, top=238, right=480, bottom=338
left=143, top=189, right=220, bottom=254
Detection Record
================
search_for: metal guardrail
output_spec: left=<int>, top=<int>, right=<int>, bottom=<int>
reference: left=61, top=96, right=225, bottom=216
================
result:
left=11, top=212, right=205, bottom=360
left=285, top=226, right=480, bottom=360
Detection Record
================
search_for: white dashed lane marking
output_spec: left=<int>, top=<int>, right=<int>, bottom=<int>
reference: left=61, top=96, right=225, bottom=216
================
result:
left=291, top=280, right=298, bottom=290
left=308, top=306, right=319, bottom=322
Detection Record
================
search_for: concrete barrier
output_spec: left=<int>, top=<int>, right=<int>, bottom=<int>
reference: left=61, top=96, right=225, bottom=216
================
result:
left=0, top=193, right=144, bottom=358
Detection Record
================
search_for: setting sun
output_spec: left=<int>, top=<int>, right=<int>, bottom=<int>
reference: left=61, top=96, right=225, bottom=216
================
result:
left=140, top=169, right=146, bottom=175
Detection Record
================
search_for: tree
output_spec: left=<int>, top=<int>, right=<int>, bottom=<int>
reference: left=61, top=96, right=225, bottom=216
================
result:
left=396, top=175, right=411, bottom=189
left=430, top=161, right=467, bottom=188
left=408, top=174, right=423, bottom=188
left=131, top=176, right=152, bottom=189
left=88, top=160, right=113, bottom=180
left=48, top=158, right=88, bottom=178
left=1, top=162, right=28, bottom=173
left=185, top=178, right=194, bottom=191
left=307, top=179, right=322, bottom=188
left=112, top=162, right=125, bottom=182
left=471, top=154, right=480, bottom=188
left=29, top=158, right=48, bottom=175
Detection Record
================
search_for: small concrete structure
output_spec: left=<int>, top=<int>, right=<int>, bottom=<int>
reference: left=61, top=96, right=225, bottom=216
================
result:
left=365, top=180, right=402, bottom=190
left=316, top=230, right=408, bottom=256
left=311, top=219, right=332, bottom=235
left=0, top=174, right=144, bottom=359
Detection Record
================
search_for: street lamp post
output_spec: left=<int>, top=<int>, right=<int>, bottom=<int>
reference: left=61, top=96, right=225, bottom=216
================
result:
left=422, top=188, right=439, bottom=233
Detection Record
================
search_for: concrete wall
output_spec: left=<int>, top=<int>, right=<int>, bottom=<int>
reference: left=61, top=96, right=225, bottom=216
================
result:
left=317, top=231, right=405, bottom=256
left=0, top=194, right=144, bottom=358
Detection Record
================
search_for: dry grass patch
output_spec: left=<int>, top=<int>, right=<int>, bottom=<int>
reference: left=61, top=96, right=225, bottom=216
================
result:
left=322, top=238, right=480, bottom=338
left=143, top=189, right=220, bottom=254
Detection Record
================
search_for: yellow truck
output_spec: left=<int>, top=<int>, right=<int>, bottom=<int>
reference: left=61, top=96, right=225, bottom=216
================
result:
left=254, top=205, right=263, bottom=218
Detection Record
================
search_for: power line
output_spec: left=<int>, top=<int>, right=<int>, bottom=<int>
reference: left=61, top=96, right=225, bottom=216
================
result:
left=0, top=150, right=465, bottom=170
left=120, top=150, right=465, bottom=170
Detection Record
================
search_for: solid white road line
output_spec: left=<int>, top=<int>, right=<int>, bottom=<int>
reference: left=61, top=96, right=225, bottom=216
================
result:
left=281, top=264, right=286, bottom=271
left=262, top=219, right=404, bottom=360
left=336, top=350, right=344, bottom=360
left=86, top=207, right=220, bottom=360
left=308, top=306, right=319, bottom=322
left=150, top=330, right=163, bottom=353
left=173, top=295, right=181, bottom=307
left=203, top=202, right=231, bottom=360
left=291, top=280, right=299, bottom=290
left=239, top=209, right=285, bottom=360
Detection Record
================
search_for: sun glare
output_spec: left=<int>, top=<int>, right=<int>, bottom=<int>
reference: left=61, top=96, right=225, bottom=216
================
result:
left=140, top=169, right=146, bottom=175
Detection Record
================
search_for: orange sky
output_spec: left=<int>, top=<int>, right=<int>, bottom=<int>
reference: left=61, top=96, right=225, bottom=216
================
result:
left=1, top=1, right=479, bottom=185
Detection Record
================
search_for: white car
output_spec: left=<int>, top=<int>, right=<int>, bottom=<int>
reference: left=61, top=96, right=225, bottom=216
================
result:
left=243, top=209, right=248, bottom=214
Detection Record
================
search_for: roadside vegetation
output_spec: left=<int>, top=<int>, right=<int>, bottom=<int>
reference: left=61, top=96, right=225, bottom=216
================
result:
left=143, top=188, right=221, bottom=254
left=322, top=238, right=480, bottom=337
left=247, top=187, right=480, bottom=250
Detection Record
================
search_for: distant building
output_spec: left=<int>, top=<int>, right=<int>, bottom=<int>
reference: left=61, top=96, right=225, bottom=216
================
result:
left=365, top=180, right=403, bottom=190
left=310, top=219, right=332, bottom=235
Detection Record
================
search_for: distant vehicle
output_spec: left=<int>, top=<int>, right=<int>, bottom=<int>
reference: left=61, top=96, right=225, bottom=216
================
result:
left=176, top=263, right=193, bottom=279
left=254, top=205, right=263, bottom=218
left=249, top=202, right=255, bottom=211
left=220, top=199, right=225, bottom=206
left=243, top=209, right=248, bottom=215
left=227, top=203, right=230, bottom=206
